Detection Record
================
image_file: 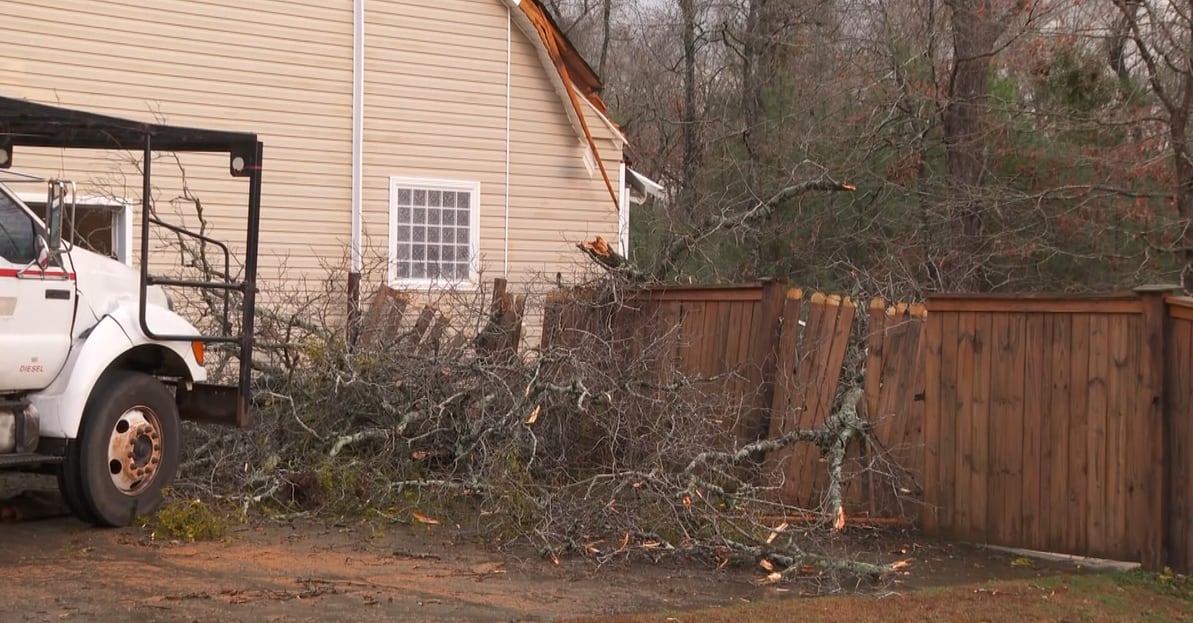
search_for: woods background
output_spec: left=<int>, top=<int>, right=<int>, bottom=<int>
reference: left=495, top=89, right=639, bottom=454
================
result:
left=544, top=0, right=1193, bottom=296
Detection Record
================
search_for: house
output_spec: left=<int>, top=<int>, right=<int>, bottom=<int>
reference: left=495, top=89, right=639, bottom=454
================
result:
left=0, top=0, right=660, bottom=338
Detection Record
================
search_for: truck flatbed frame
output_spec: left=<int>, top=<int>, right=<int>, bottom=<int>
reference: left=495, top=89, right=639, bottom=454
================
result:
left=0, top=95, right=263, bottom=428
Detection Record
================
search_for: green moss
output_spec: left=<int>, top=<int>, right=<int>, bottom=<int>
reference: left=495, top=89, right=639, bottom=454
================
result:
left=141, top=496, right=228, bottom=543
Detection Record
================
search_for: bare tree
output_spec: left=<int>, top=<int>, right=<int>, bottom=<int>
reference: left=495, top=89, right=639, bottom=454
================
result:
left=1112, top=0, right=1193, bottom=290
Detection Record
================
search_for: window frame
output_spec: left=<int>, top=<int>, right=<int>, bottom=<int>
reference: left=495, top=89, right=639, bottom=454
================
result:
left=17, top=191, right=133, bottom=266
left=0, top=183, right=42, bottom=266
left=387, top=176, right=481, bottom=290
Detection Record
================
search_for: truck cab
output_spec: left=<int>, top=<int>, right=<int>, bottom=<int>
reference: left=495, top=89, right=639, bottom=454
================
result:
left=0, top=96, right=263, bottom=527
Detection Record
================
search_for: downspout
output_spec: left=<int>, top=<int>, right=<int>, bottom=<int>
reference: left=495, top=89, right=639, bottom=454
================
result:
left=618, top=159, right=628, bottom=254
left=505, top=4, right=512, bottom=276
left=349, top=0, right=365, bottom=342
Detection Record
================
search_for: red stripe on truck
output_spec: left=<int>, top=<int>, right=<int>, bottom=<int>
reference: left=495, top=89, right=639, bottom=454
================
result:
left=0, top=267, right=76, bottom=280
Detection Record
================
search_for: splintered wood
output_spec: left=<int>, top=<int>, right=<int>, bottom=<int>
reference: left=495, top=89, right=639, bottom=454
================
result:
left=356, top=278, right=526, bottom=359
left=855, top=299, right=928, bottom=519
left=357, top=286, right=410, bottom=348
left=475, top=278, right=527, bottom=359
left=766, top=290, right=858, bottom=509
left=541, top=282, right=929, bottom=525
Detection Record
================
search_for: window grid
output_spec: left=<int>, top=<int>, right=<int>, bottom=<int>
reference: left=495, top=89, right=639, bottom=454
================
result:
left=391, top=182, right=475, bottom=284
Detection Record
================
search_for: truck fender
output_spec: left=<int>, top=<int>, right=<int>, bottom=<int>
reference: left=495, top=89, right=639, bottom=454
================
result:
left=29, top=304, right=207, bottom=439
left=106, top=303, right=209, bottom=384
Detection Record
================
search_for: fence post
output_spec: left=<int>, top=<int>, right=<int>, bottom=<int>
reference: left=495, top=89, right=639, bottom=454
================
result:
left=1136, top=284, right=1180, bottom=570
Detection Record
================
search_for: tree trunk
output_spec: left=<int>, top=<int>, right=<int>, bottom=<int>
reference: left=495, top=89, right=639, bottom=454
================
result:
left=680, top=0, right=699, bottom=218
left=942, top=0, right=1008, bottom=288
left=740, top=0, right=765, bottom=124
left=598, top=0, right=612, bottom=78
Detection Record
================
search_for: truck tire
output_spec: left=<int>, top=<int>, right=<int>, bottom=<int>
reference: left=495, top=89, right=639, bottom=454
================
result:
left=61, top=370, right=181, bottom=527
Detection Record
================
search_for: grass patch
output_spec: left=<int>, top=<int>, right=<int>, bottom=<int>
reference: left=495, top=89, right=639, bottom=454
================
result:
left=572, top=570, right=1193, bottom=623
left=1109, top=567, right=1193, bottom=601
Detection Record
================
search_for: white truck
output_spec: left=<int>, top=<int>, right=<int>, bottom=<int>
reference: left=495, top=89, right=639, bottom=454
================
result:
left=0, top=95, right=263, bottom=527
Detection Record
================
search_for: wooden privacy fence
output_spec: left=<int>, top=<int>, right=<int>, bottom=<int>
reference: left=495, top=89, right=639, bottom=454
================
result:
left=922, top=287, right=1191, bottom=572
left=541, top=279, right=1191, bottom=572
left=541, top=281, right=927, bottom=520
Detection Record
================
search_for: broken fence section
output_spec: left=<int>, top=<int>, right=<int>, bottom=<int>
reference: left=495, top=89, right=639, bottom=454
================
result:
left=541, top=281, right=928, bottom=523
left=355, top=278, right=527, bottom=360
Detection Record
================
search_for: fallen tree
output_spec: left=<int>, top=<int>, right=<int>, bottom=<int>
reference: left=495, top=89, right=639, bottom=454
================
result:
left=158, top=261, right=912, bottom=590
left=125, top=156, right=911, bottom=589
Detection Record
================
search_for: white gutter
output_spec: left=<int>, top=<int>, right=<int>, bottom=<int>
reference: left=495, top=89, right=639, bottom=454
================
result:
left=350, top=0, right=364, bottom=275
left=618, top=160, right=628, bottom=254
left=505, top=5, right=512, bottom=276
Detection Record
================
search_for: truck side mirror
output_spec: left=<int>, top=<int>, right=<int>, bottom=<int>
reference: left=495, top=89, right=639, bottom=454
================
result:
left=44, top=181, right=65, bottom=256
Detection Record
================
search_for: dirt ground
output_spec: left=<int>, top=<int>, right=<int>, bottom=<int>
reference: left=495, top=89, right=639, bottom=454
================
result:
left=0, top=472, right=1127, bottom=623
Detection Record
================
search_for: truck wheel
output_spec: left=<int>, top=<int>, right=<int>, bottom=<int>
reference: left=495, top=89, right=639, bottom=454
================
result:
left=66, top=370, right=181, bottom=527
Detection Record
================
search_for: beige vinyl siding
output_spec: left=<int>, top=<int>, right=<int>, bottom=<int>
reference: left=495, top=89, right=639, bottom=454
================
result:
left=0, top=0, right=354, bottom=310
left=361, top=0, right=621, bottom=278
left=506, top=30, right=622, bottom=286
left=360, top=0, right=510, bottom=292
left=356, top=0, right=622, bottom=350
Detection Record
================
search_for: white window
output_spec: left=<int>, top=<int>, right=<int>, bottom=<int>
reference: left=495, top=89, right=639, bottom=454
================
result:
left=388, top=177, right=480, bottom=288
left=17, top=192, right=134, bottom=266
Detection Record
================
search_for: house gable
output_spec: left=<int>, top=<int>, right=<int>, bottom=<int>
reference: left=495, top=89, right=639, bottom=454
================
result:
left=357, top=0, right=625, bottom=298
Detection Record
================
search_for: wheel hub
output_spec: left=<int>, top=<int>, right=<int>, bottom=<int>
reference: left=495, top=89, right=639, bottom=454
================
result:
left=106, top=407, right=164, bottom=495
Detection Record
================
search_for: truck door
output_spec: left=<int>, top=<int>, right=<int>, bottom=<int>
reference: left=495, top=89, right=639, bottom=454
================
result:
left=0, top=188, right=76, bottom=392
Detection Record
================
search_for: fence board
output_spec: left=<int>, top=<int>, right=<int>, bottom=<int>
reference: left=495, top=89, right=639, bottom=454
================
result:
left=993, top=312, right=1027, bottom=546
left=952, top=313, right=977, bottom=537
left=962, top=313, right=990, bottom=541
left=938, top=313, right=960, bottom=536
left=1046, top=313, right=1072, bottom=553
left=1086, top=314, right=1110, bottom=557
left=698, top=299, right=719, bottom=376
left=859, top=300, right=888, bottom=516
left=680, top=298, right=705, bottom=376
left=747, top=283, right=788, bottom=444
left=1106, top=315, right=1130, bottom=559
left=903, top=308, right=929, bottom=517
left=1067, top=313, right=1091, bottom=555
left=784, top=294, right=831, bottom=507
left=766, top=291, right=804, bottom=501
left=723, top=299, right=745, bottom=406
left=1022, top=313, right=1048, bottom=550
left=1138, top=290, right=1170, bottom=569
left=921, top=307, right=944, bottom=534
left=1168, top=306, right=1193, bottom=572
left=808, top=296, right=857, bottom=503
